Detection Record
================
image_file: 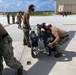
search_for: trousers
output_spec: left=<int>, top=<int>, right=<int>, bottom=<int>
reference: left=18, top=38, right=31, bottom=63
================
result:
left=52, top=35, right=69, bottom=53
left=0, top=34, right=21, bottom=72
left=22, top=24, right=30, bottom=46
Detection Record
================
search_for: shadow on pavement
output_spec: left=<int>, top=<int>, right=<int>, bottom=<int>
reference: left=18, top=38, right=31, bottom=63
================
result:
left=27, top=30, right=76, bottom=75
left=2, top=68, right=15, bottom=75
left=2, top=68, right=27, bottom=75
left=68, top=31, right=76, bottom=39
left=27, top=50, right=76, bottom=75
left=2, top=31, right=76, bottom=75
left=61, top=30, right=76, bottom=52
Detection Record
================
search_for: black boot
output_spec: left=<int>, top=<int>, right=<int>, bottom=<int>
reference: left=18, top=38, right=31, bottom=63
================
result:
left=54, top=52, right=62, bottom=58
left=17, top=65, right=23, bottom=75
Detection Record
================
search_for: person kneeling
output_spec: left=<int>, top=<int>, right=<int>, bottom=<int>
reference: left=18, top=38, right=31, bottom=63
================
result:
left=42, top=23, right=69, bottom=58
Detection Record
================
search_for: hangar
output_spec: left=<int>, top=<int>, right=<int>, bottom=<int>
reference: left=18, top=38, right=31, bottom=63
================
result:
left=55, top=0, right=76, bottom=14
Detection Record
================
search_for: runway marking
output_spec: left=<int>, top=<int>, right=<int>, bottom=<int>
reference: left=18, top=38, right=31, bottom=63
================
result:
left=19, top=46, right=25, bottom=62
left=15, top=46, right=25, bottom=75
left=64, top=24, right=76, bottom=26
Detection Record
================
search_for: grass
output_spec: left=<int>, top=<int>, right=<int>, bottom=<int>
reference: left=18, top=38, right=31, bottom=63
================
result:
left=30, top=11, right=54, bottom=16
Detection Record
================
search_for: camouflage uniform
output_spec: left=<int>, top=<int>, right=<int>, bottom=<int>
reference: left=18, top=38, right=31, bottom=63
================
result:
left=7, top=13, right=10, bottom=24
left=12, top=13, right=15, bottom=24
left=16, top=12, right=22, bottom=28
left=51, top=26, right=69, bottom=53
left=0, top=54, right=3, bottom=74
left=22, top=24, right=30, bottom=46
left=18, top=18, right=22, bottom=27
left=0, top=34, right=21, bottom=73
left=53, top=35, right=69, bottom=53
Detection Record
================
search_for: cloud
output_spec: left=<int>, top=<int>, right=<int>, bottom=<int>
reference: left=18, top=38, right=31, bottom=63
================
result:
left=0, top=0, right=55, bottom=12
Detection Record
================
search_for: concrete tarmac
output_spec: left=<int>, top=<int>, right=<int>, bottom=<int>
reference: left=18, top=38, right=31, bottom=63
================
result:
left=1, top=15, right=76, bottom=75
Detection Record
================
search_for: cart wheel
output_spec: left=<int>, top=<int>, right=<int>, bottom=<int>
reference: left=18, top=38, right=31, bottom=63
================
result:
left=46, top=47, right=51, bottom=56
left=31, top=47, right=36, bottom=58
left=48, top=47, right=51, bottom=56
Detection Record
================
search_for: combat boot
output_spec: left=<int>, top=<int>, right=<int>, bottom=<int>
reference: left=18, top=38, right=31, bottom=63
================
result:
left=17, top=65, right=23, bottom=75
left=54, top=52, right=62, bottom=58
left=0, top=72, right=2, bottom=75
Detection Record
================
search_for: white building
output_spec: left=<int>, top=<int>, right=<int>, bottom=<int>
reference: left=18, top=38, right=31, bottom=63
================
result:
left=55, top=0, right=76, bottom=14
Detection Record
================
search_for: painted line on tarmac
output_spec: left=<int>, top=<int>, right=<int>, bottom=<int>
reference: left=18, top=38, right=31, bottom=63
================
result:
left=19, top=46, right=25, bottom=62
left=14, top=46, right=25, bottom=75
left=64, top=24, right=76, bottom=26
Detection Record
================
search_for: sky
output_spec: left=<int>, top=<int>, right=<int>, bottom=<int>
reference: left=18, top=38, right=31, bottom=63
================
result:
left=0, top=0, right=55, bottom=12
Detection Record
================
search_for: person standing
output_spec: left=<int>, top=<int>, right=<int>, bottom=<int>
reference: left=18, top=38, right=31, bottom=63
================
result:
left=12, top=13, right=15, bottom=24
left=0, top=23, right=23, bottom=75
left=7, top=12, right=10, bottom=24
left=16, top=11, right=23, bottom=28
left=22, top=4, right=35, bottom=47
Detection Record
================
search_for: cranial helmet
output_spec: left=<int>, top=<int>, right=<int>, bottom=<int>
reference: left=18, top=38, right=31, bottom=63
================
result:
left=19, top=11, right=21, bottom=13
left=28, top=4, right=35, bottom=11
left=41, top=23, right=52, bottom=29
left=46, top=23, right=52, bottom=29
